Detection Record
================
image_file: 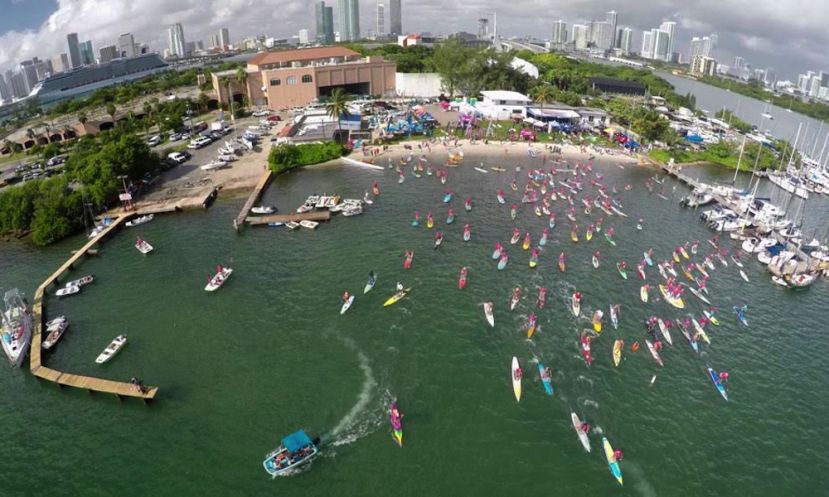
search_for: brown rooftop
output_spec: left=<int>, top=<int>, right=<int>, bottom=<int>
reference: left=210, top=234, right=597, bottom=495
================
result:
left=248, top=46, right=361, bottom=67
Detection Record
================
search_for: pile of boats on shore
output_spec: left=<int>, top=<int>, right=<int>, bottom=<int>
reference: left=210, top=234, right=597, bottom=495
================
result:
left=682, top=183, right=828, bottom=288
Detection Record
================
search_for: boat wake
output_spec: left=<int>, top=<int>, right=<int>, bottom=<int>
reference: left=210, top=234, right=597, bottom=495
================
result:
left=326, top=338, right=382, bottom=448
left=591, top=425, right=604, bottom=435
left=582, top=399, right=600, bottom=409
left=576, top=375, right=594, bottom=387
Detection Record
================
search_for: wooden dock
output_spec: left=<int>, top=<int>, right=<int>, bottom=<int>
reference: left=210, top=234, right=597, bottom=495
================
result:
left=234, top=170, right=272, bottom=231
left=246, top=210, right=331, bottom=226
left=30, top=215, right=158, bottom=402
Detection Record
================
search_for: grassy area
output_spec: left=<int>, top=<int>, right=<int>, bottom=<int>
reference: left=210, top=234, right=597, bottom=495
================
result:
left=649, top=148, right=744, bottom=170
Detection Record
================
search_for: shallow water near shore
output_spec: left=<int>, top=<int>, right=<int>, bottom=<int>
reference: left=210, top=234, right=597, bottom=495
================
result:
left=1, top=154, right=827, bottom=496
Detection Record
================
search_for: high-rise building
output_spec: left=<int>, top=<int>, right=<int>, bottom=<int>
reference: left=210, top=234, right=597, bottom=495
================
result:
left=641, top=30, right=654, bottom=58
left=118, top=33, right=135, bottom=58
left=733, top=56, right=744, bottom=70
left=606, top=11, right=618, bottom=47
left=690, top=55, right=717, bottom=77
left=571, top=24, right=589, bottom=50
left=338, top=0, right=360, bottom=42
left=8, top=71, right=28, bottom=98
left=652, top=29, right=670, bottom=61
left=51, top=53, right=70, bottom=74
left=619, top=27, right=633, bottom=55
left=819, top=71, right=829, bottom=88
left=589, top=21, right=614, bottom=51
left=0, top=76, right=9, bottom=102
left=376, top=3, right=385, bottom=37
left=34, top=59, right=52, bottom=81
left=689, top=35, right=716, bottom=61
left=168, top=23, right=186, bottom=58
left=99, top=45, right=118, bottom=63
left=19, top=59, right=39, bottom=93
left=659, top=21, right=676, bottom=61
left=808, top=74, right=821, bottom=97
left=79, top=40, right=94, bottom=65
left=184, top=41, right=196, bottom=56
left=219, top=28, right=230, bottom=50
left=67, top=32, right=81, bottom=69
left=299, top=29, right=310, bottom=45
left=389, top=0, right=402, bottom=36
left=316, top=1, right=335, bottom=44
left=551, top=20, right=567, bottom=45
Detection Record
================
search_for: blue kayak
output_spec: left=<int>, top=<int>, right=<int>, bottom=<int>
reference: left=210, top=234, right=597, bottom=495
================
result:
left=537, top=363, right=554, bottom=396
left=707, top=366, right=728, bottom=401
left=733, top=306, right=748, bottom=326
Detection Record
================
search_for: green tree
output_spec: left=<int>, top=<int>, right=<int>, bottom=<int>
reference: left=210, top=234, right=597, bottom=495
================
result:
left=531, top=84, right=556, bottom=110
left=106, top=103, right=117, bottom=121
left=78, top=112, right=88, bottom=126
left=433, top=38, right=475, bottom=97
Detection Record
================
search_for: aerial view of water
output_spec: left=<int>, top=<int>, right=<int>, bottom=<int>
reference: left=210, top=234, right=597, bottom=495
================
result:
left=1, top=153, right=827, bottom=496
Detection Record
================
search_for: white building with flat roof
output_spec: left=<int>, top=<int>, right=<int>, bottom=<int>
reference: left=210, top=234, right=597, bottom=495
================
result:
left=477, top=90, right=530, bottom=120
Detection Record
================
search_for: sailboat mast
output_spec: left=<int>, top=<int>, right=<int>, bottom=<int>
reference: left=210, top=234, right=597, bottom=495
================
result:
left=732, top=134, right=746, bottom=184
left=785, top=123, right=802, bottom=172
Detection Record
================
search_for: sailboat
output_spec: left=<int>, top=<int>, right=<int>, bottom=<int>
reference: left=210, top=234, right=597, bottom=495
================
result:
left=761, top=102, right=773, bottom=120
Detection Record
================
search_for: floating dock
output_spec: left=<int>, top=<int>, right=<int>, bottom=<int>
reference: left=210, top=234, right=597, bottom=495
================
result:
left=246, top=210, right=331, bottom=226
left=234, top=170, right=272, bottom=231
left=30, top=215, right=158, bottom=403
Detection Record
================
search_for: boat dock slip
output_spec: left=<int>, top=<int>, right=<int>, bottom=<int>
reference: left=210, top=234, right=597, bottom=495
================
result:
left=30, top=215, right=159, bottom=403
left=246, top=210, right=331, bottom=226
left=235, top=170, right=273, bottom=231
left=342, top=156, right=385, bottom=170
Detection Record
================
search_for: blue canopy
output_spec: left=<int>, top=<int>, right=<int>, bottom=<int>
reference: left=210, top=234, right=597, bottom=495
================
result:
left=685, top=134, right=704, bottom=143
left=767, top=244, right=784, bottom=256
left=282, top=430, right=312, bottom=453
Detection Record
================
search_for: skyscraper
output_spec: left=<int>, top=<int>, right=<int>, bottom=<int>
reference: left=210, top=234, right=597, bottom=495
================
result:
left=50, top=53, right=70, bottom=74
left=589, top=21, right=614, bottom=51
left=652, top=28, right=670, bottom=61
left=689, top=35, right=716, bottom=60
left=299, top=29, right=310, bottom=44
left=99, top=45, right=118, bottom=63
left=376, top=3, right=385, bottom=37
left=118, top=33, right=135, bottom=58
left=389, top=0, right=402, bottom=36
left=606, top=11, right=618, bottom=47
left=219, top=28, right=230, bottom=50
left=338, top=0, right=360, bottom=42
left=659, top=21, right=676, bottom=61
left=0, top=76, right=9, bottom=102
left=571, top=24, right=589, bottom=50
left=641, top=30, right=654, bottom=58
left=619, top=27, right=633, bottom=55
left=551, top=20, right=567, bottom=45
left=168, top=23, right=186, bottom=58
left=316, top=1, right=335, bottom=44
left=67, top=32, right=81, bottom=69
left=19, top=60, right=39, bottom=93
left=79, top=40, right=94, bottom=65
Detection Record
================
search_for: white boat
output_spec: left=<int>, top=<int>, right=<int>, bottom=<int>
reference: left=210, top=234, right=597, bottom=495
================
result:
left=218, top=154, right=238, bottom=162
left=340, top=295, right=355, bottom=315
left=200, top=160, right=227, bottom=171
left=285, top=221, right=300, bottom=230
left=342, top=206, right=363, bottom=217
left=299, top=220, right=319, bottom=229
left=474, top=167, right=488, bottom=173
left=571, top=412, right=591, bottom=452
left=135, top=238, right=154, bottom=254
left=251, top=206, right=276, bottom=215
left=205, top=266, right=233, bottom=292
left=65, top=275, right=94, bottom=288
left=1, top=289, right=32, bottom=367
left=95, top=334, right=127, bottom=364
left=55, top=285, right=80, bottom=298
left=42, top=317, right=69, bottom=350
left=484, top=302, right=495, bottom=327
left=125, top=214, right=154, bottom=227
left=296, top=203, right=314, bottom=214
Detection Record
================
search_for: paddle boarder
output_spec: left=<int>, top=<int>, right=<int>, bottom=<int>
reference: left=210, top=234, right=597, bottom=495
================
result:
left=719, top=371, right=729, bottom=383
left=613, top=449, right=624, bottom=461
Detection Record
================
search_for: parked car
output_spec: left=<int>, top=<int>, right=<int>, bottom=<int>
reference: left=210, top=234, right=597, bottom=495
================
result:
left=187, top=137, right=212, bottom=149
left=168, top=132, right=182, bottom=142
left=147, top=135, right=162, bottom=147
left=251, top=109, right=271, bottom=117
left=46, top=155, right=66, bottom=166
left=167, top=151, right=190, bottom=164
left=266, top=115, right=282, bottom=122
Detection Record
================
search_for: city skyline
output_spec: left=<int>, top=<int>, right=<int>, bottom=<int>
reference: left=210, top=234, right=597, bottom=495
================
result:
left=0, top=0, right=826, bottom=79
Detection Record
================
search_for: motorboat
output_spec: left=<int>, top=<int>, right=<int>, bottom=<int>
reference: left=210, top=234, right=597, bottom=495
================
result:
left=125, top=214, right=154, bottom=227
left=1, top=289, right=32, bottom=367
left=296, top=203, right=314, bottom=214
left=135, top=238, right=154, bottom=254
left=299, top=220, right=319, bottom=229
left=262, top=430, right=320, bottom=476
left=285, top=221, right=300, bottom=230
left=205, top=265, right=233, bottom=292
left=95, top=334, right=127, bottom=364
left=42, top=317, right=69, bottom=350
left=55, top=285, right=80, bottom=298
left=218, top=154, right=238, bottom=162
left=200, top=160, right=227, bottom=171
left=65, top=275, right=94, bottom=288
left=251, top=206, right=276, bottom=215
left=342, top=205, right=363, bottom=217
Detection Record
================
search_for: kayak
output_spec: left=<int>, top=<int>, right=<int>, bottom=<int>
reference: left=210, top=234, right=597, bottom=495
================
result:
left=585, top=229, right=593, bottom=242
left=529, top=249, right=539, bottom=268
left=643, top=251, right=654, bottom=266
left=680, top=247, right=690, bottom=259
left=687, top=286, right=711, bottom=305
left=389, top=401, right=404, bottom=446
left=539, top=230, right=548, bottom=246
left=733, top=306, right=749, bottom=326
left=603, top=437, right=624, bottom=486
left=364, top=273, right=377, bottom=294
left=537, top=363, right=554, bottom=396
left=492, top=243, right=503, bottom=259
left=570, top=231, right=579, bottom=243
left=640, top=285, right=649, bottom=303
left=526, top=314, right=537, bottom=339
left=510, top=230, right=521, bottom=245
left=404, top=252, right=414, bottom=269
left=605, top=234, right=617, bottom=246
left=739, top=269, right=749, bottom=282
left=679, top=323, right=699, bottom=353
left=497, top=253, right=509, bottom=270
left=580, top=334, right=593, bottom=366
left=443, top=192, right=453, bottom=203
left=426, top=218, right=434, bottom=229
left=522, top=233, right=531, bottom=251
left=571, top=412, right=591, bottom=452
left=558, top=253, right=566, bottom=273
left=509, top=288, right=521, bottom=311
left=657, top=318, right=673, bottom=345
left=592, top=310, right=604, bottom=333
left=340, top=295, right=355, bottom=315
left=511, top=357, right=522, bottom=402
left=434, top=233, right=443, bottom=249
left=571, top=294, right=581, bottom=317
left=659, top=284, right=686, bottom=309
left=645, top=339, right=664, bottom=366
left=537, top=287, right=547, bottom=309
left=616, top=264, right=627, bottom=280
left=458, top=267, right=468, bottom=290
left=383, top=288, right=411, bottom=307
left=637, top=265, right=646, bottom=280
left=692, top=318, right=711, bottom=344
left=613, top=340, right=623, bottom=367
left=592, top=254, right=600, bottom=269
left=610, top=305, right=619, bottom=330
left=707, top=366, right=729, bottom=401
left=703, top=310, right=720, bottom=326
left=673, top=252, right=681, bottom=263
left=695, top=263, right=710, bottom=278
left=484, top=302, right=495, bottom=328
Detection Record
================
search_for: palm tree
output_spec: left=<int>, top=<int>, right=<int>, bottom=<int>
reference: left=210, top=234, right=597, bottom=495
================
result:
left=326, top=88, right=351, bottom=142
left=531, top=84, right=556, bottom=110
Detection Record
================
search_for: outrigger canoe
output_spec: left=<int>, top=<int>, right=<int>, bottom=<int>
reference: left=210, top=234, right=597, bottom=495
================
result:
left=602, top=437, right=624, bottom=486
left=383, top=288, right=411, bottom=307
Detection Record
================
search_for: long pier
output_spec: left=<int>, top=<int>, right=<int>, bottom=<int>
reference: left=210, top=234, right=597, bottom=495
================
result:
left=234, top=169, right=272, bottom=231
left=245, top=210, right=331, bottom=226
left=30, top=215, right=158, bottom=402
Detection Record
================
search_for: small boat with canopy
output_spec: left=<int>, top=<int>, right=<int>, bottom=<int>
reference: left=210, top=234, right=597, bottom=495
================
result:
left=262, top=430, right=320, bottom=476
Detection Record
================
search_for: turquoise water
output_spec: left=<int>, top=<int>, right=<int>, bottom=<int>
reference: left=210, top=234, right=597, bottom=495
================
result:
left=1, top=155, right=827, bottom=496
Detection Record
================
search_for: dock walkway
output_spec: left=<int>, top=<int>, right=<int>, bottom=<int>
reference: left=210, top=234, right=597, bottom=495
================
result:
left=30, top=215, right=158, bottom=402
left=234, top=170, right=272, bottom=231
left=246, top=210, right=331, bottom=226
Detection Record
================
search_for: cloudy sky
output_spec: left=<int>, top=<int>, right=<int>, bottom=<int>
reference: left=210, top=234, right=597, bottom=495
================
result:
left=0, top=0, right=827, bottom=80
